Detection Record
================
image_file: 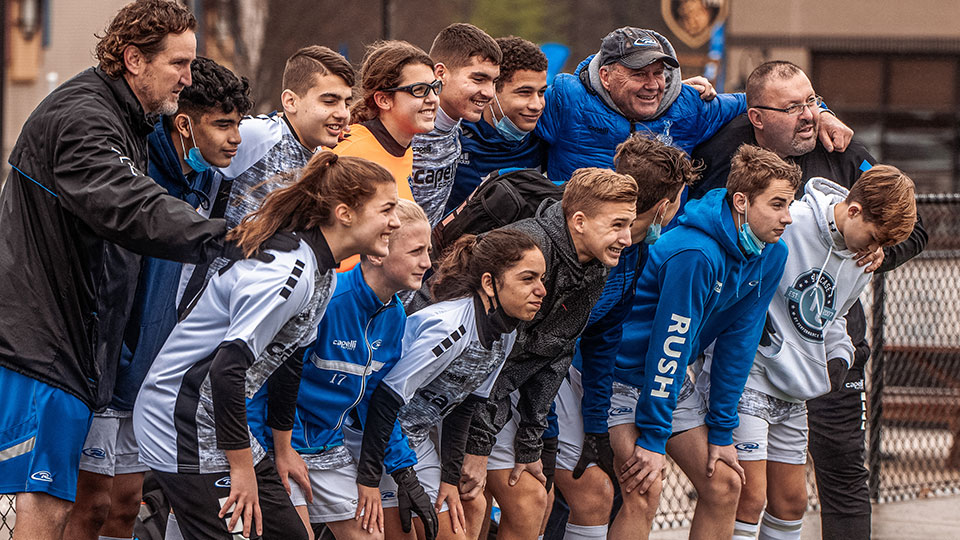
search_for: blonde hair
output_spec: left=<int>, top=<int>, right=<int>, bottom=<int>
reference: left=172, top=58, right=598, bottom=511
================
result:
left=848, top=164, right=916, bottom=246
left=561, top=168, right=639, bottom=220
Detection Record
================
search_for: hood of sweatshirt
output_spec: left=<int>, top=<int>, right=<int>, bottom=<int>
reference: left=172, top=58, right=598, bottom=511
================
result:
left=534, top=198, right=584, bottom=271
left=576, top=30, right=683, bottom=121
left=677, top=188, right=749, bottom=262
left=802, top=177, right=857, bottom=259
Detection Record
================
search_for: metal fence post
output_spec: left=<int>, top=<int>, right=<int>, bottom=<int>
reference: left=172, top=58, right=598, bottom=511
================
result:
left=868, top=271, right=886, bottom=501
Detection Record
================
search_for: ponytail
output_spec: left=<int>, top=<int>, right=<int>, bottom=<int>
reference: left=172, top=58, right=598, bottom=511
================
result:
left=227, top=151, right=394, bottom=257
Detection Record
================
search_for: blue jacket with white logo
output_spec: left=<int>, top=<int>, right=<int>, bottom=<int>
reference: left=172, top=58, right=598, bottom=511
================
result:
left=248, top=264, right=416, bottom=472
left=447, top=118, right=546, bottom=213
left=111, top=119, right=219, bottom=410
left=536, top=56, right=746, bottom=183
left=614, top=189, right=788, bottom=454
left=572, top=242, right=647, bottom=434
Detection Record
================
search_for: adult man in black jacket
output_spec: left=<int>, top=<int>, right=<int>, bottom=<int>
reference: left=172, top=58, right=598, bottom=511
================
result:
left=691, top=60, right=927, bottom=540
left=0, top=2, right=264, bottom=539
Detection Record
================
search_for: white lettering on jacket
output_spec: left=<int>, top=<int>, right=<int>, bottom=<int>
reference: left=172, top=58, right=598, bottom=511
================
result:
left=650, top=314, right=691, bottom=399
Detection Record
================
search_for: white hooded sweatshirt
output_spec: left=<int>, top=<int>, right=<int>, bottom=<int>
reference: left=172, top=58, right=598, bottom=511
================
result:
left=746, top=177, right=872, bottom=403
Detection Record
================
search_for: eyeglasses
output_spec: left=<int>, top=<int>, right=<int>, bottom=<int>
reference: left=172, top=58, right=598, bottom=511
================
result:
left=382, top=80, right=443, bottom=98
left=752, top=95, right=823, bottom=116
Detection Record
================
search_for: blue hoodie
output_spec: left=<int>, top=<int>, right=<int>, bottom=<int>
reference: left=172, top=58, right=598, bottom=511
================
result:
left=614, top=189, right=788, bottom=453
left=247, top=264, right=416, bottom=473
left=110, top=119, right=219, bottom=410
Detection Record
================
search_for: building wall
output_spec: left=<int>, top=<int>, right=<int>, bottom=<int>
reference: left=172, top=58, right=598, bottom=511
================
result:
left=3, top=0, right=129, bottom=164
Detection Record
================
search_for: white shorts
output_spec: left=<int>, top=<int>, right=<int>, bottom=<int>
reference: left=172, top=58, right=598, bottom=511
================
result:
left=608, top=374, right=706, bottom=434
left=380, top=432, right=447, bottom=513
left=486, top=392, right=521, bottom=471
left=79, top=409, right=149, bottom=476
left=288, top=462, right=361, bottom=522
left=555, top=367, right=587, bottom=472
left=733, top=388, right=808, bottom=465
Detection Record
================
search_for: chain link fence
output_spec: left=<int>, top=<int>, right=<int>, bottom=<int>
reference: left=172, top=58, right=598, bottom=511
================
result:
left=866, top=194, right=960, bottom=503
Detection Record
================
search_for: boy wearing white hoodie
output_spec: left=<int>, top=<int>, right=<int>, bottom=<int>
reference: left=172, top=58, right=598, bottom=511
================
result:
left=731, top=166, right=917, bottom=540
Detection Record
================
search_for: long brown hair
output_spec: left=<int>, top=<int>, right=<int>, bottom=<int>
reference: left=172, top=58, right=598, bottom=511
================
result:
left=351, top=40, right=434, bottom=124
left=431, top=229, right=540, bottom=302
left=227, top=151, right=394, bottom=257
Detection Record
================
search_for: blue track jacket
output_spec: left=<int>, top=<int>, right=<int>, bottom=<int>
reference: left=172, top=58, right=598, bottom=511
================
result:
left=110, top=120, right=218, bottom=410
left=248, top=265, right=416, bottom=473
left=614, top=189, right=788, bottom=453
left=572, top=243, right=647, bottom=434
left=536, top=56, right=746, bottom=183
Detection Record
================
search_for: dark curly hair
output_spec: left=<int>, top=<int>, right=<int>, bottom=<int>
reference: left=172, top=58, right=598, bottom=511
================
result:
left=178, top=57, right=253, bottom=116
left=494, top=36, right=548, bottom=91
left=96, top=0, right=197, bottom=78
left=614, top=133, right=701, bottom=211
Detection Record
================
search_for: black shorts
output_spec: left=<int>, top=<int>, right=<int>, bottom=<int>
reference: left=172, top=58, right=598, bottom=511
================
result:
left=154, top=457, right=308, bottom=540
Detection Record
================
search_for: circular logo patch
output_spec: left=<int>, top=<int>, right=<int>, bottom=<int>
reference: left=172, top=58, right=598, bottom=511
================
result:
left=785, top=269, right=836, bottom=342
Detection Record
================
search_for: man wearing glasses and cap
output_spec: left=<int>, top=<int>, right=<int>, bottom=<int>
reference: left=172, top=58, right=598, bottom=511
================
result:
left=691, top=60, right=927, bottom=540
left=535, top=27, right=853, bottom=184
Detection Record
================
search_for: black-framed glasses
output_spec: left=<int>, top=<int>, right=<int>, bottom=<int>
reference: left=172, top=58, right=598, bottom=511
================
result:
left=382, top=79, right=443, bottom=98
left=752, top=95, right=823, bottom=116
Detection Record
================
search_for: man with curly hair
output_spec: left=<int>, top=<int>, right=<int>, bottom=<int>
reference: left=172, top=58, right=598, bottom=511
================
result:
left=61, top=56, right=253, bottom=540
left=0, top=3, right=257, bottom=539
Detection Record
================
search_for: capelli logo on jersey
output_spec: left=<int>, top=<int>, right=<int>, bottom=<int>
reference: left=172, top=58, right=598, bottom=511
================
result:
left=214, top=476, right=231, bottom=488
left=30, top=470, right=54, bottom=482
left=332, top=339, right=357, bottom=351
left=845, top=379, right=865, bottom=391
left=370, top=339, right=382, bottom=351
left=82, top=447, right=107, bottom=459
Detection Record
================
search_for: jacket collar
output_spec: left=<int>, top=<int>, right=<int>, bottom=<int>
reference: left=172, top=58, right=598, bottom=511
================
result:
left=95, top=67, right=154, bottom=137
left=298, top=228, right=337, bottom=272
left=147, top=119, right=190, bottom=191
left=344, top=264, right=397, bottom=315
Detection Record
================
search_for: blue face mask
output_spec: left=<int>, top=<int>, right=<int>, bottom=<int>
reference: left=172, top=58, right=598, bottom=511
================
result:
left=644, top=202, right=667, bottom=245
left=178, top=116, right=212, bottom=173
left=737, top=200, right=766, bottom=256
left=492, top=96, right=530, bottom=142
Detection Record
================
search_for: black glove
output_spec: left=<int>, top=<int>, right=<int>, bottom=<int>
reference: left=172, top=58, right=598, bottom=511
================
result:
left=221, top=231, right=300, bottom=263
left=827, top=357, right=849, bottom=393
left=541, top=437, right=558, bottom=493
left=759, top=313, right=777, bottom=347
left=392, top=466, right=439, bottom=540
left=573, top=432, right=615, bottom=481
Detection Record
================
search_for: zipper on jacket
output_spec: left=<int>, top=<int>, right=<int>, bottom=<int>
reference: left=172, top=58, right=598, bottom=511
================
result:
left=332, top=303, right=391, bottom=432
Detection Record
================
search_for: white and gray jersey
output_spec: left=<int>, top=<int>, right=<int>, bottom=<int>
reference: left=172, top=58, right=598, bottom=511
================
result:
left=203, top=114, right=314, bottom=280
left=134, top=234, right=336, bottom=474
left=384, top=297, right=516, bottom=447
left=410, top=108, right=462, bottom=225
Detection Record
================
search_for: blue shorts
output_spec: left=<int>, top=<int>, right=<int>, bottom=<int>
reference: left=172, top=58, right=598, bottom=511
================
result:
left=0, top=366, right=93, bottom=501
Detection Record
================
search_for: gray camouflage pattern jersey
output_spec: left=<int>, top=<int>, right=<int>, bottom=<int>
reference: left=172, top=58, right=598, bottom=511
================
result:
left=399, top=336, right=510, bottom=447
left=409, top=123, right=462, bottom=225
left=195, top=268, right=335, bottom=473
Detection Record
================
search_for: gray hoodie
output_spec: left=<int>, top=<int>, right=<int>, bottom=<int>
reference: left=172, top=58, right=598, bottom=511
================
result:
left=467, top=200, right=609, bottom=462
left=747, top=178, right=872, bottom=402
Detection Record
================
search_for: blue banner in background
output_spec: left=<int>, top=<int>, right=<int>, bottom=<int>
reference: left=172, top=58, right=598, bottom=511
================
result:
left=540, top=42, right=570, bottom=85
left=704, top=21, right=726, bottom=92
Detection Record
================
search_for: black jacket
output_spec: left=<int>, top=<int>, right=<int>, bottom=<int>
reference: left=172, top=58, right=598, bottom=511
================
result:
left=466, top=200, right=609, bottom=462
left=691, top=113, right=928, bottom=370
left=0, top=67, right=227, bottom=410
